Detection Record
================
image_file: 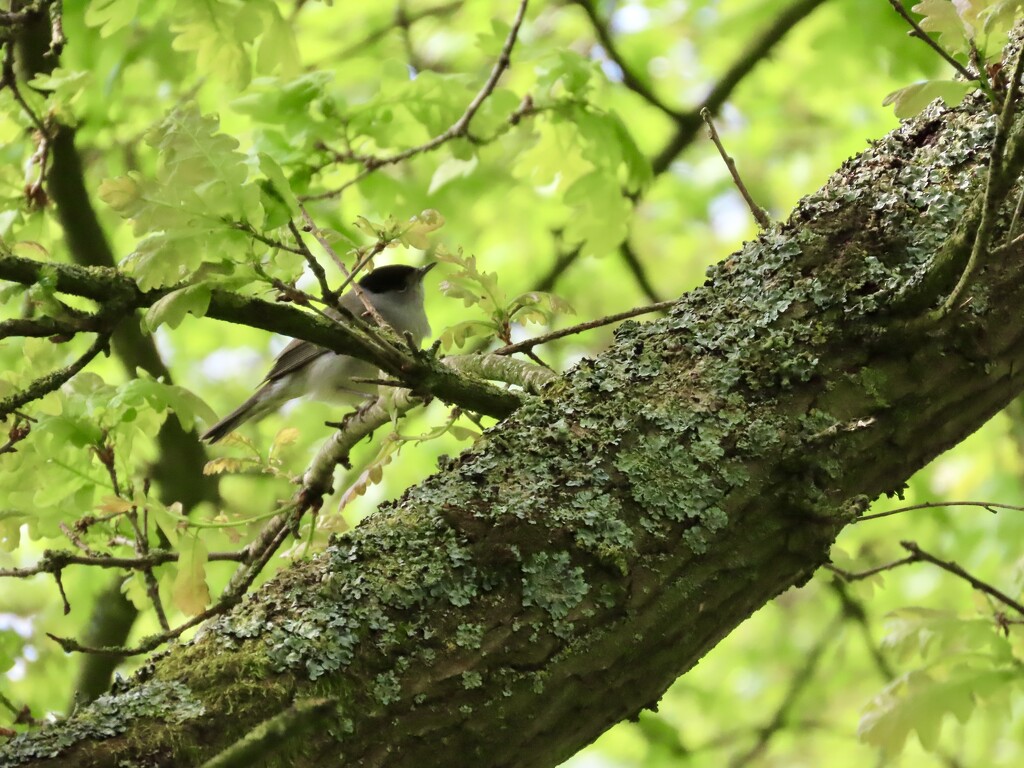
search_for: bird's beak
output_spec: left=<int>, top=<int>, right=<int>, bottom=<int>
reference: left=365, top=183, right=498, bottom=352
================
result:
left=417, top=263, right=436, bottom=279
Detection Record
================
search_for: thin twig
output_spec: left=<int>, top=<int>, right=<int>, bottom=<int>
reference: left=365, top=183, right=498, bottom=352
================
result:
left=331, top=1, right=462, bottom=63
left=544, top=0, right=827, bottom=290
left=619, top=240, right=662, bottom=303
left=856, top=499, right=1018, bottom=523
left=934, top=48, right=1024, bottom=318
left=0, top=414, right=31, bottom=455
left=494, top=299, right=677, bottom=356
left=0, top=548, right=249, bottom=579
left=335, top=240, right=388, bottom=295
left=127, top=510, right=171, bottom=632
left=824, top=557, right=917, bottom=582
left=0, top=43, right=48, bottom=137
left=232, top=221, right=307, bottom=257
left=304, top=0, right=529, bottom=200
left=47, top=0, right=66, bottom=57
left=287, top=219, right=336, bottom=303
left=700, top=108, right=771, bottom=229
left=885, top=0, right=978, bottom=87
left=47, top=595, right=242, bottom=656
left=653, top=0, right=828, bottom=175
left=44, top=512, right=290, bottom=656
left=297, top=205, right=388, bottom=329
left=59, top=521, right=101, bottom=557
left=0, top=332, right=111, bottom=420
left=829, top=581, right=895, bottom=680
left=569, top=0, right=681, bottom=120
left=900, top=540, right=1024, bottom=616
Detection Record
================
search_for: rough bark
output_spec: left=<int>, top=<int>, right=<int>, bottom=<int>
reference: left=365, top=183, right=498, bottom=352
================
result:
left=3, top=92, right=1024, bottom=768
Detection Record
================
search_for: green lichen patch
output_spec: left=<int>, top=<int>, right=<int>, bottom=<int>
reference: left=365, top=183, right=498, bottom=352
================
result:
left=0, top=681, right=204, bottom=763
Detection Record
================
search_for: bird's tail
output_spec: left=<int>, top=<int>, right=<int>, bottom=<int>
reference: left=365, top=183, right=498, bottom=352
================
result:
left=201, top=388, right=282, bottom=444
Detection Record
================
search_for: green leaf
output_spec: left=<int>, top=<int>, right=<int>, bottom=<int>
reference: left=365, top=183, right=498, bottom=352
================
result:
left=26, top=68, right=90, bottom=123
left=912, top=0, right=976, bottom=55
left=883, top=80, right=975, bottom=118
left=477, top=19, right=511, bottom=57
left=399, top=209, right=446, bottom=249
left=144, top=284, right=212, bottom=331
left=563, top=170, right=631, bottom=257
left=84, top=0, right=140, bottom=37
left=428, top=155, right=479, bottom=194
left=448, top=425, right=480, bottom=442
left=0, top=629, right=24, bottom=674
left=258, top=153, right=300, bottom=216
left=440, top=319, right=495, bottom=349
left=255, top=3, right=301, bottom=77
left=537, top=50, right=596, bottom=99
left=103, top=105, right=260, bottom=288
left=859, top=667, right=1015, bottom=756
left=173, top=536, right=210, bottom=616
left=109, top=376, right=218, bottom=433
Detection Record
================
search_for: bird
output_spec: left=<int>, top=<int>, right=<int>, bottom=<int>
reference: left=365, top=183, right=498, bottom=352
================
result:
left=201, top=263, right=435, bottom=443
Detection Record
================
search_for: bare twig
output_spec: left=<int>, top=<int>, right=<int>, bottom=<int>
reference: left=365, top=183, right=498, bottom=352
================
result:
left=824, top=557, right=917, bottom=582
left=130, top=526, right=170, bottom=630
left=0, top=548, right=248, bottom=579
left=618, top=240, right=662, bottom=303
left=335, top=240, right=388, bottom=295
left=569, top=0, right=681, bottom=120
left=296, top=206, right=389, bottom=329
left=231, top=220, right=307, bottom=257
left=494, top=299, right=676, bottom=356
left=856, top=499, right=1018, bottom=523
left=0, top=42, right=48, bottom=137
left=827, top=540, right=1024, bottom=618
left=332, top=1, right=462, bottom=62
left=42, top=508, right=290, bottom=656
left=47, top=595, right=242, bottom=656
left=934, top=48, right=1024, bottom=318
left=287, top=219, right=336, bottom=303
left=900, top=540, right=1024, bottom=616
left=653, top=0, right=828, bottom=175
left=0, top=413, right=31, bottom=455
left=47, top=0, right=65, bottom=57
left=1007, top=186, right=1024, bottom=244
left=700, top=108, right=771, bottom=229
left=305, top=0, right=529, bottom=200
left=829, top=581, right=895, bottom=680
left=542, top=0, right=827, bottom=291
left=59, top=521, right=101, bottom=557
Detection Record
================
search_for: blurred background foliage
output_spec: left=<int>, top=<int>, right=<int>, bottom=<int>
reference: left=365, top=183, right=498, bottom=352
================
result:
left=1, top=0, right=1022, bottom=765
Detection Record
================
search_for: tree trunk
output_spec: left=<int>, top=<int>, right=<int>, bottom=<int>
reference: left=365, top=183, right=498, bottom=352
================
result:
left=5, top=92, right=1024, bottom=767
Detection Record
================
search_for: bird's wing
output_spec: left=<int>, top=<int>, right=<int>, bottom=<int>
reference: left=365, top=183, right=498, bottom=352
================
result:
left=261, top=339, right=330, bottom=384
left=260, top=290, right=378, bottom=385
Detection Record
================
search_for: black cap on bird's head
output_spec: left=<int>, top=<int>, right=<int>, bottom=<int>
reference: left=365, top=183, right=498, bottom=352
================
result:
left=358, top=263, right=435, bottom=293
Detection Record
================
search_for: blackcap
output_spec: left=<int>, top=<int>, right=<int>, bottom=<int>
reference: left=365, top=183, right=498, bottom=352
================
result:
left=201, top=263, right=434, bottom=443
